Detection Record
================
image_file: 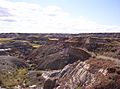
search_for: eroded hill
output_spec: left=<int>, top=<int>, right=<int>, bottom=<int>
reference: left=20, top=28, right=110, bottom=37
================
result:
left=0, top=33, right=120, bottom=89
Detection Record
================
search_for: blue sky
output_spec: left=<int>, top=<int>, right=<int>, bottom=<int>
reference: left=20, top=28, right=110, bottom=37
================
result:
left=0, top=0, right=120, bottom=33
left=10, top=0, right=120, bottom=25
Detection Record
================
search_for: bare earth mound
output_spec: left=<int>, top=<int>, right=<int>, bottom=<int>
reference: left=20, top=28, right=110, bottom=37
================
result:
left=26, top=43, right=91, bottom=70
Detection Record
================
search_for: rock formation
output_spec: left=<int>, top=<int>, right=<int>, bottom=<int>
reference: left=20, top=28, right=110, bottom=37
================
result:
left=26, top=43, right=91, bottom=70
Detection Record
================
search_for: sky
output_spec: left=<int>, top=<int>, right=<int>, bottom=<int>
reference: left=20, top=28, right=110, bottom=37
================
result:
left=0, top=0, right=120, bottom=33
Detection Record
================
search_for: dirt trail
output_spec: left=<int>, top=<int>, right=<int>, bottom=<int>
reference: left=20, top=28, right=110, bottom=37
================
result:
left=96, top=55, right=118, bottom=60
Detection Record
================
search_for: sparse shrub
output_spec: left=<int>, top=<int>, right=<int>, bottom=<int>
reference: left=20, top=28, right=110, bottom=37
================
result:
left=76, top=86, right=81, bottom=89
left=36, top=71, right=42, bottom=77
left=0, top=68, right=29, bottom=88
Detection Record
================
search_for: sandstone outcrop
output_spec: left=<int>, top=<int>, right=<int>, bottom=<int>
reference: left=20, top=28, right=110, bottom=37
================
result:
left=53, top=58, right=120, bottom=89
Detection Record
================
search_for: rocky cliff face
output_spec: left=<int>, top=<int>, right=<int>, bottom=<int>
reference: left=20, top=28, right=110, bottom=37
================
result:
left=41, top=58, right=120, bottom=89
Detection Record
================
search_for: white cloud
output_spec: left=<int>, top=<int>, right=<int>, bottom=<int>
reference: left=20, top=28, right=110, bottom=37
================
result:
left=0, top=0, right=120, bottom=33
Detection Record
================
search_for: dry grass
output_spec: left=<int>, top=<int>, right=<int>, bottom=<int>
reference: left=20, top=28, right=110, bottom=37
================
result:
left=0, top=69, right=29, bottom=88
left=0, top=38, right=15, bottom=43
left=48, top=38, right=59, bottom=41
left=31, top=43, right=42, bottom=48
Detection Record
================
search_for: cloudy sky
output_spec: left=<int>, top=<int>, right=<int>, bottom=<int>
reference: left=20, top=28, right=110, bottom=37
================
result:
left=0, top=0, right=120, bottom=33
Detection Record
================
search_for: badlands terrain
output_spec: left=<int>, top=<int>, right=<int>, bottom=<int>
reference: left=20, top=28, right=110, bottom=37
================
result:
left=0, top=33, right=120, bottom=89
